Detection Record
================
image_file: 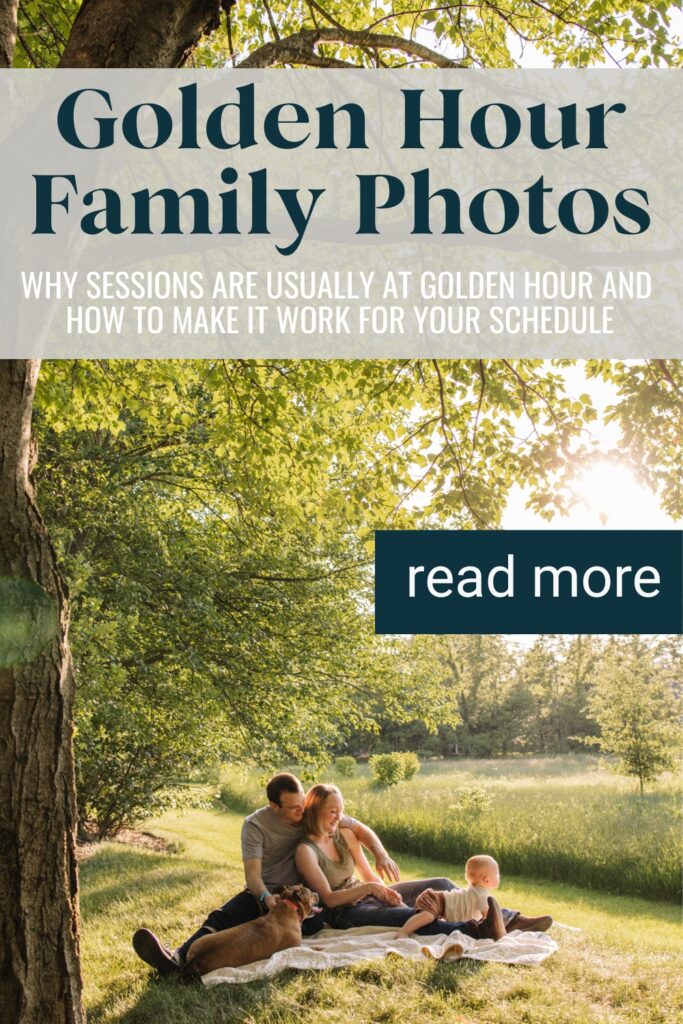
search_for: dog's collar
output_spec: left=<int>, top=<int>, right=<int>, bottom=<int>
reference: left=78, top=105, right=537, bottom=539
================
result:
left=281, top=898, right=305, bottom=922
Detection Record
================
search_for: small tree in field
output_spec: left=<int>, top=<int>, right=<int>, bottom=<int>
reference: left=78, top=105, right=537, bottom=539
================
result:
left=587, top=637, right=681, bottom=794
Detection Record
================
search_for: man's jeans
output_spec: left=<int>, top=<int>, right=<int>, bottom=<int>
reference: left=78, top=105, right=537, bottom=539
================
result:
left=176, top=876, right=518, bottom=961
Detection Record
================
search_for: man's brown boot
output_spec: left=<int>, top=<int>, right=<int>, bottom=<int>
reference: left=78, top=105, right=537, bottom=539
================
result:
left=505, top=912, right=553, bottom=933
left=475, top=897, right=506, bottom=941
left=132, top=929, right=182, bottom=977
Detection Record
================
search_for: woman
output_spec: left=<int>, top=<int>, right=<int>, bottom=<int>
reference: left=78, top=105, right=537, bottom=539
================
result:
left=295, top=784, right=505, bottom=938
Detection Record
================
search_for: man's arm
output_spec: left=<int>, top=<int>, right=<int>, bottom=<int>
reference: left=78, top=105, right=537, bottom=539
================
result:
left=244, top=857, right=280, bottom=912
left=341, top=815, right=400, bottom=882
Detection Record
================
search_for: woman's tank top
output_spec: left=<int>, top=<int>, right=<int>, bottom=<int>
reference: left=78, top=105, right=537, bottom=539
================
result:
left=300, top=829, right=357, bottom=890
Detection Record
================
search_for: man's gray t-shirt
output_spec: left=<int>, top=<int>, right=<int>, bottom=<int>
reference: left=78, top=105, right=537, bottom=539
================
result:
left=241, top=806, right=359, bottom=888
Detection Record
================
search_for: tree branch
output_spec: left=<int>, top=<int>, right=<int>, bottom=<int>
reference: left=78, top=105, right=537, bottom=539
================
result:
left=239, top=27, right=464, bottom=69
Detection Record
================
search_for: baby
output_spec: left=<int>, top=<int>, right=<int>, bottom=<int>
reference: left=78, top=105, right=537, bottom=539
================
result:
left=396, top=854, right=500, bottom=939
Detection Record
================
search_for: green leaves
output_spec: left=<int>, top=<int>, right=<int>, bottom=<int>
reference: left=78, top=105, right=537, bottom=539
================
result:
left=14, top=0, right=79, bottom=67
left=13, top=1, right=683, bottom=69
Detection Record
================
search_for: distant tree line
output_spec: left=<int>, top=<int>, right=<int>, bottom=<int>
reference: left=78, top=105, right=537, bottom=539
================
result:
left=337, top=634, right=681, bottom=784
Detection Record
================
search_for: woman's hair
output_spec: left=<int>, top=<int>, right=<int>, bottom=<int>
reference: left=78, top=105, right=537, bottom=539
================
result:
left=303, top=783, right=342, bottom=836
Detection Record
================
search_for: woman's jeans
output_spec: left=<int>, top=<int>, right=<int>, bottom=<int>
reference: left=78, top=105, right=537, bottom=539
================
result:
left=325, top=876, right=517, bottom=938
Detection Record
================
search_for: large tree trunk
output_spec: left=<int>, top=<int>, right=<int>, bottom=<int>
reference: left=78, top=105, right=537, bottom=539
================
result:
left=59, top=0, right=221, bottom=67
left=0, top=0, right=18, bottom=67
left=3, top=6, right=227, bottom=1019
left=0, top=361, right=84, bottom=1024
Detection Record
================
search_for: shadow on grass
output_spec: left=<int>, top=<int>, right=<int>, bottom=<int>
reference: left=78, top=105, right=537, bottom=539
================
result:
left=423, top=956, right=485, bottom=995
left=89, top=970, right=326, bottom=1024
left=80, top=845, right=223, bottom=923
left=90, top=958, right=488, bottom=1024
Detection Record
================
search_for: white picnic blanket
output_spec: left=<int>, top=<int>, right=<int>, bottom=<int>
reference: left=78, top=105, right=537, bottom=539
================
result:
left=201, top=925, right=558, bottom=986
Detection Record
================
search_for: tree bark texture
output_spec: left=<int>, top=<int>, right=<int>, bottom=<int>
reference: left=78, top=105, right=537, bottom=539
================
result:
left=59, top=0, right=222, bottom=67
left=0, top=361, right=84, bottom=1024
left=0, top=0, right=18, bottom=67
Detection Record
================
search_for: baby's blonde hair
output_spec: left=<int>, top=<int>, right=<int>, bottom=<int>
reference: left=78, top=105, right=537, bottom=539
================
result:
left=465, top=854, right=498, bottom=884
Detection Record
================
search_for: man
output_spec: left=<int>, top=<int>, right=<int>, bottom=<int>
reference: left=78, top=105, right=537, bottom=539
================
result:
left=133, top=772, right=549, bottom=976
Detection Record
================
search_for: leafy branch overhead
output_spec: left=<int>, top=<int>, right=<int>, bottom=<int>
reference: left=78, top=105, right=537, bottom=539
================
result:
left=13, top=0, right=683, bottom=69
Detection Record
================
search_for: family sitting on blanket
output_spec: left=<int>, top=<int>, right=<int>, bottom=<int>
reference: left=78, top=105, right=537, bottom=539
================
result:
left=133, top=773, right=553, bottom=977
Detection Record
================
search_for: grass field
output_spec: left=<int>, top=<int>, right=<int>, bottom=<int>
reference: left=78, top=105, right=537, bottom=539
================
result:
left=221, top=755, right=682, bottom=901
left=81, top=797, right=683, bottom=1023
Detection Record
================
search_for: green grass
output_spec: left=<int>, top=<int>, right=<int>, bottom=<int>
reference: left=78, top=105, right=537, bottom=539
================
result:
left=81, top=802, right=683, bottom=1024
left=221, top=755, right=682, bottom=901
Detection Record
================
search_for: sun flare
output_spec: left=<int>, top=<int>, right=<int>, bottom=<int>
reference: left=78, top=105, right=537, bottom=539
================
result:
left=569, top=460, right=665, bottom=529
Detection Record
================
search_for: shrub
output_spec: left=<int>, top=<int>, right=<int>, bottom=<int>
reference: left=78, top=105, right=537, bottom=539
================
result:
left=399, top=752, right=420, bottom=780
left=369, top=753, right=405, bottom=785
left=334, top=755, right=358, bottom=778
left=369, top=751, right=420, bottom=785
left=451, top=785, right=493, bottom=815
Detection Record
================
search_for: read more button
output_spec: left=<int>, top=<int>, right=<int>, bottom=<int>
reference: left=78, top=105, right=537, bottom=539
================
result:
left=375, top=530, right=682, bottom=635
left=408, top=556, right=660, bottom=601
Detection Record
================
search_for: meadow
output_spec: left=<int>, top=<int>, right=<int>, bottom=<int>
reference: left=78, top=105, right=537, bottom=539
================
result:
left=219, top=755, right=682, bottom=901
left=80, top=797, right=682, bottom=1024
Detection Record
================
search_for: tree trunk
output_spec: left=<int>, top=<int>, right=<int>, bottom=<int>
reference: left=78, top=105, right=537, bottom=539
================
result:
left=0, top=0, right=18, bottom=67
left=3, top=6, right=228, bottom=1019
left=0, top=361, right=84, bottom=1024
left=59, top=0, right=222, bottom=67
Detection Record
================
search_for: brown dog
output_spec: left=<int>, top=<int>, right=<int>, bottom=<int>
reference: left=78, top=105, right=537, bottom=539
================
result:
left=183, top=885, right=319, bottom=977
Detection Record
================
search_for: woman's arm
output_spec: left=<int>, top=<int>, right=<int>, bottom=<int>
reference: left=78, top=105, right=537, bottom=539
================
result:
left=341, top=829, right=403, bottom=905
left=295, top=842, right=375, bottom=909
left=340, top=827, right=382, bottom=883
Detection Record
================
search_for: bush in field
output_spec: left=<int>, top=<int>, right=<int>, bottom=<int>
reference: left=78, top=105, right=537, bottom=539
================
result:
left=398, top=752, right=420, bottom=780
left=369, top=752, right=420, bottom=785
left=334, top=756, right=358, bottom=778
left=451, top=785, right=493, bottom=815
left=369, top=753, right=404, bottom=785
